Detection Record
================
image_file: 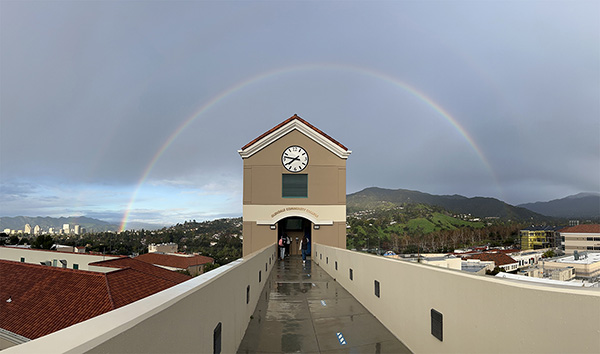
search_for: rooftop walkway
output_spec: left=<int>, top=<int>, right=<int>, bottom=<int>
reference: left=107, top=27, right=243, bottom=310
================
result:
left=237, top=256, right=412, bottom=353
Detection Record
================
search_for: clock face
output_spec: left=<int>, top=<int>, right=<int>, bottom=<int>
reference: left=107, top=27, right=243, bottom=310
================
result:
left=282, top=146, right=309, bottom=172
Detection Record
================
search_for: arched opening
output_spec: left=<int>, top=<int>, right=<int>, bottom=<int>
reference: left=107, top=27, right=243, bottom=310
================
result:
left=277, top=217, right=312, bottom=258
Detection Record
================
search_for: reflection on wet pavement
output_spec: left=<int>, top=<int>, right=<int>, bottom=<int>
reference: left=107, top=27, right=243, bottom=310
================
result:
left=237, top=256, right=411, bottom=353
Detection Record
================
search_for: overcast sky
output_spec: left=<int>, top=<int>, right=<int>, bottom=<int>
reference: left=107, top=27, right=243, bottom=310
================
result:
left=1, top=1, right=598, bottom=228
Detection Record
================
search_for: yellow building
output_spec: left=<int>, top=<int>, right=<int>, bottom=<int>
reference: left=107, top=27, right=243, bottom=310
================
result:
left=238, top=115, right=351, bottom=256
left=520, top=226, right=556, bottom=250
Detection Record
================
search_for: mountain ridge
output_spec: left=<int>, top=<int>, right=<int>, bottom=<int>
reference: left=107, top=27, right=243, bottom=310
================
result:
left=347, top=187, right=546, bottom=220
left=517, top=193, right=600, bottom=218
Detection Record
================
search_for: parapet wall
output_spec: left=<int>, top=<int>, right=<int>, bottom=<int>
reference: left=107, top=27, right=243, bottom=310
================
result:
left=314, top=244, right=600, bottom=354
left=5, top=244, right=278, bottom=354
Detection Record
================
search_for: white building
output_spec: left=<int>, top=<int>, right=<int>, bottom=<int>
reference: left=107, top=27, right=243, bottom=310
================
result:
left=0, top=246, right=119, bottom=271
left=62, top=224, right=70, bottom=235
left=543, top=252, right=600, bottom=280
left=148, top=242, right=178, bottom=253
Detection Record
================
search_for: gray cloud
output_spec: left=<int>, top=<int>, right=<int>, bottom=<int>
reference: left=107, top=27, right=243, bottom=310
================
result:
left=1, top=1, right=598, bottom=224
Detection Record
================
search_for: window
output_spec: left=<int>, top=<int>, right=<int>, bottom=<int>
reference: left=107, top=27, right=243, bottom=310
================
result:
left=282, top=174, right=308, bottom=198
left=20, top=257, right=25, bottom=262
left=73, top=264, right=79, bottom=270
left=374, top=280, right=380, bottom=298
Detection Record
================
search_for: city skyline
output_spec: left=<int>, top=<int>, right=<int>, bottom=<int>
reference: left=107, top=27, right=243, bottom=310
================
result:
left=1, top=1, right=598, bottom=228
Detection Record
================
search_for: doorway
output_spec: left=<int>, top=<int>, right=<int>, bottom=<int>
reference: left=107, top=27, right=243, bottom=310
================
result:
left=277, top=217, right=311, bottom=256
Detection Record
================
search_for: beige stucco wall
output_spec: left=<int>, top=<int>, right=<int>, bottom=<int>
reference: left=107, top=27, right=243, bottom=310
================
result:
left=314, top=243, right=600, bottom=354
left=544, top=259, right=600, bottom=279
left=563, top=232, right=600, bottom=254
left=4, top=245, right=278, bottom=354
left=242, top=129, right=347, bottom=255
left=0, top=247, right=119, bottom=271
left=243, top=130, right=346, bottom=206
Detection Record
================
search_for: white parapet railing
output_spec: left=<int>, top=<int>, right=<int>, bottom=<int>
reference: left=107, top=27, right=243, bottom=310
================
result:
left=313, top=243, right=600, bottom=354
left=5, top=244, right=278, bottom=354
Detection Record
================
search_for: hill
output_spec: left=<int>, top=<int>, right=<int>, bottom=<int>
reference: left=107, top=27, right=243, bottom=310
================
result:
left=518, top=193, right=600, bottom=218
left=347, top=187, right=545, bottom=221
left=0, top=216, right=118, bottom=233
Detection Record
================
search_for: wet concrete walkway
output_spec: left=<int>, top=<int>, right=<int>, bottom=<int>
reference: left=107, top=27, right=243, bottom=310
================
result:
left=237, top=256, right=411, bottom=353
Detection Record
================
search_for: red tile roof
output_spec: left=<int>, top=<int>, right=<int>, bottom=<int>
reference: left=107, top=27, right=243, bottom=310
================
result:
left=135, top=252, right=214, bottom=270
left=90, top=256, right=191, bottom=283
left=462, top=253, right=518, bottom=266
left=240, top=114, right=349, bottom=151
left=558, top=224, right=600, bottom=234
left=0, top=259, right=189, bottom=340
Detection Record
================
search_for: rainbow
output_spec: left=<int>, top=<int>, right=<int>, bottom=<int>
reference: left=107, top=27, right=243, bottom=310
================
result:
left=119, top=63, right=498, bottom=231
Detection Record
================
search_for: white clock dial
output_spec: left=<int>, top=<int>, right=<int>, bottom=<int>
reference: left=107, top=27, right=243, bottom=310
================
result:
left=282, top=146, right=309, bottom=172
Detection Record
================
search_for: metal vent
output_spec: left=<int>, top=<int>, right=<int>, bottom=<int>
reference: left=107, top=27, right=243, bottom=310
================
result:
left=431, top=309, right=443, bottom=341
left=213, top=322, right=222, bottom=354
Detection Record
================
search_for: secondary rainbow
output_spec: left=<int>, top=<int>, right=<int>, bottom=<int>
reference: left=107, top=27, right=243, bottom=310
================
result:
left=120, top=63, right=497, bottom=231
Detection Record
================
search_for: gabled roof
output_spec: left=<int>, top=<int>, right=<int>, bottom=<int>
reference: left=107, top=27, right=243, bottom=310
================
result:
left=134, top=252, right=214, bottom=269
left=238, top=114, right=351, bottom=159
left=461, top=253, right=518, bottom=266
left=0, top=259, right=189, bottom=340
left=90, top=256, right=191, bottom=283
left=558, top=224, right=600, bottom=234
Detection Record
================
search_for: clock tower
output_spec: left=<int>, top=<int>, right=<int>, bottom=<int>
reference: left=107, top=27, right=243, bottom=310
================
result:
left=238, top=115, right=351, bottom=256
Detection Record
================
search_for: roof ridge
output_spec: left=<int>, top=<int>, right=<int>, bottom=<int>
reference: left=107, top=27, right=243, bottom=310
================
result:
left=97, top=257, right=190, bottom=282
left=103, top=273, right=117, bottom=310
left=240, top=114, right=348, bottom=151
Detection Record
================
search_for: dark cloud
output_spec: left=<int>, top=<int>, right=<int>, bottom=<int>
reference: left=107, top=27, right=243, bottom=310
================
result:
left=1, top=1, right=598, bottom=224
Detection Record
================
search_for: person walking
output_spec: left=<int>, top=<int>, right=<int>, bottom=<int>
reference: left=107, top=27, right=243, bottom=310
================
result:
left=279, top=235, right=285, bottom=260
left=284, top=233, right=291, bottom=257
left=300, top=235, right=309, bottom=264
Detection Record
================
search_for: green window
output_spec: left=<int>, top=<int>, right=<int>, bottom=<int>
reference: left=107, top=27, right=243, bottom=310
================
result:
left=20, top=257, right=25, bottom=262
left=282, top=174, right=308, bottom=198
left=73, top=264, right=79, bottom=270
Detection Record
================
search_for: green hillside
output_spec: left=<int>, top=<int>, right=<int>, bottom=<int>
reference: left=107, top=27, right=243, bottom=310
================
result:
left=348, top=187, right=548, bottom=221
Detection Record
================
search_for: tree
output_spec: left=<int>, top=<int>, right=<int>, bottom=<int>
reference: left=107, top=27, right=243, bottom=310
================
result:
left=31, top=235, right=55, bottom=249
left=542, top=250, right=556, bottom=258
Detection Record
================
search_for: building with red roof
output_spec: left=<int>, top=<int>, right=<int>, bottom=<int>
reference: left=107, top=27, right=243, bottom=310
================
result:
left=135, top=252, right=214, bottom=276
left=461, top=252, right=519, bottom=272
left=558, top=224, right=600, bottom=254
left=0, top=257, right=190, bottom=348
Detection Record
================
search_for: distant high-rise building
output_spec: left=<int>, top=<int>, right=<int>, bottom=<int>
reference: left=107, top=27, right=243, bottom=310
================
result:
left=74, top=225, right=80, bottom=235
left=48, top=228, right=54, bottom=234
left=33, top=225, right=41, bottom=235
left=62, top=224, right=70, bottom=235
left=24, top=224, right=32, bottom=235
